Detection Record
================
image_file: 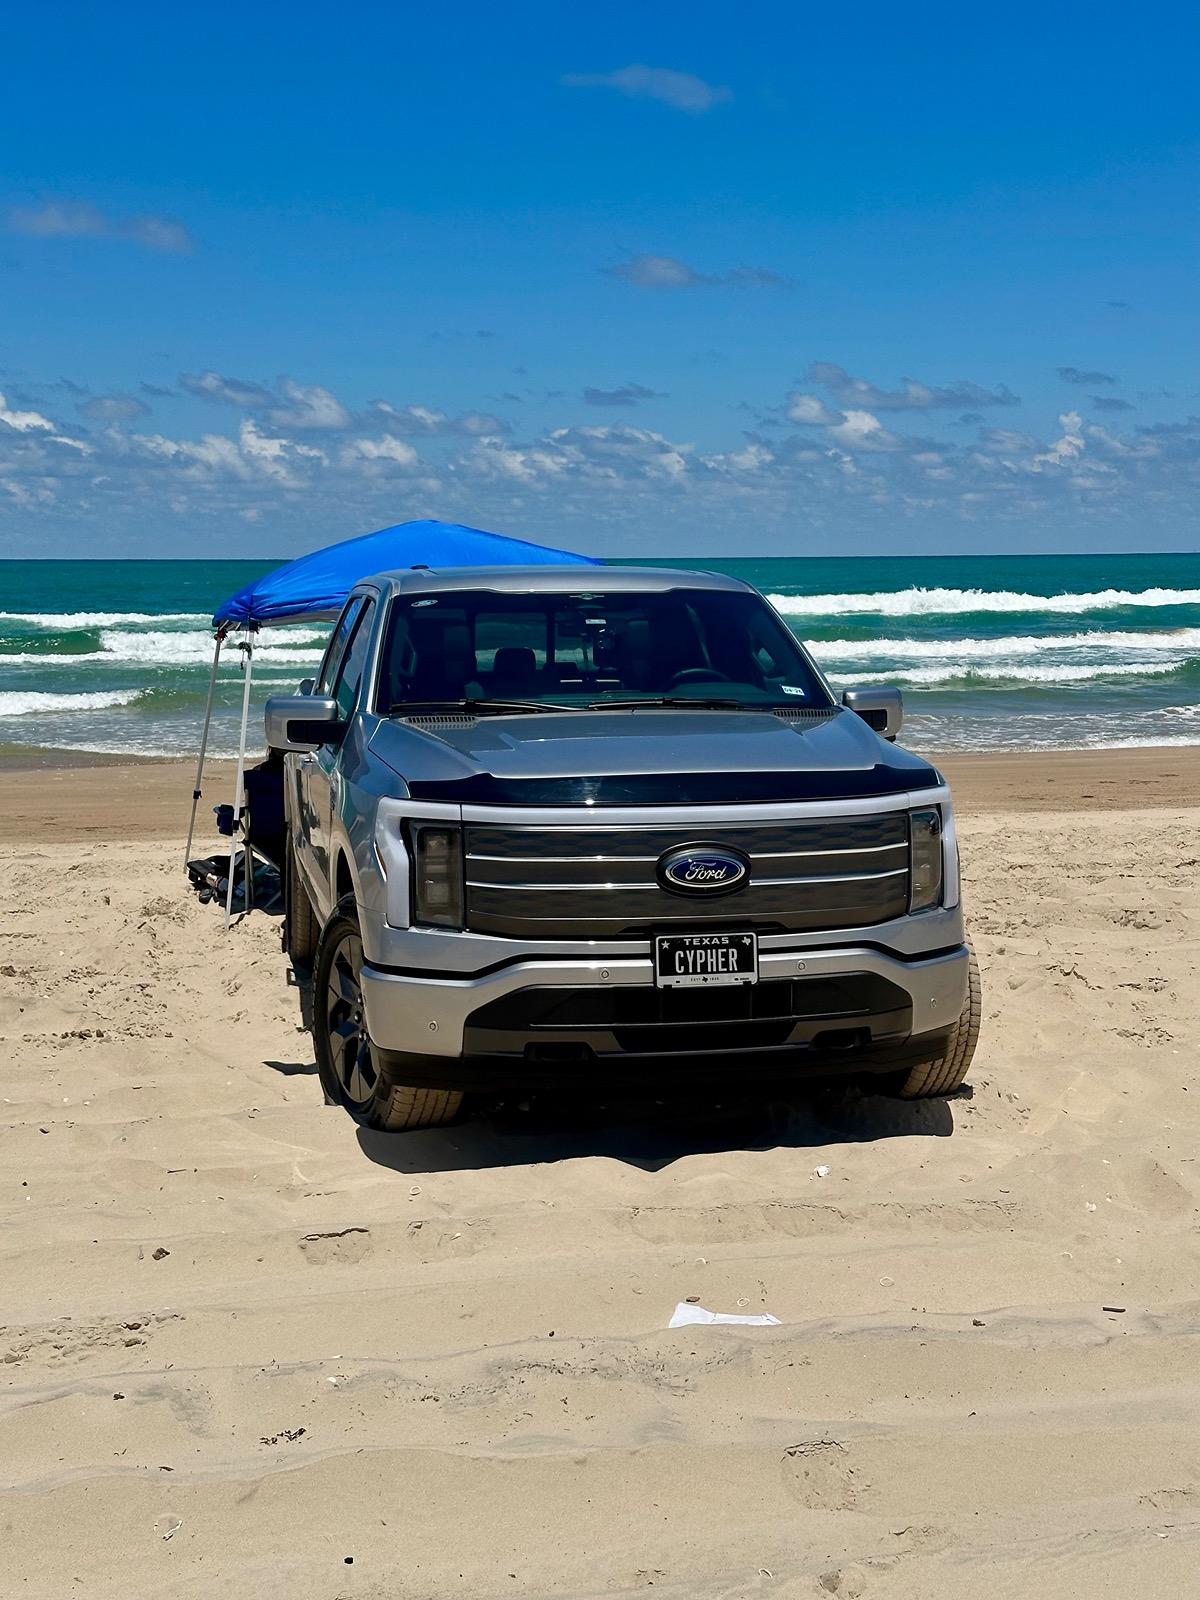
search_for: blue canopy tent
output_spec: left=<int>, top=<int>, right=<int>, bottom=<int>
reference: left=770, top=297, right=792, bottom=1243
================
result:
left=189, top=518, right=598, bottom=919
left=212, top=518, right=596, bottom=628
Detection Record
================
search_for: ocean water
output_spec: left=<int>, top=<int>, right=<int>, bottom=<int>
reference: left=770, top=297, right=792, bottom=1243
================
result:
left=0, top=553, right=1197, bottom=760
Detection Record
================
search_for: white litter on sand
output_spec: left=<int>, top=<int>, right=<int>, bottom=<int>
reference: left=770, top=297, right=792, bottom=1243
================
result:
left=668, top=1303, right=782, bottom=1328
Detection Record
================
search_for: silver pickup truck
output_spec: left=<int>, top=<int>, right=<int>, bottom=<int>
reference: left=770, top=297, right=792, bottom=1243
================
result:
left=265, top=566, right=979, bottom=1131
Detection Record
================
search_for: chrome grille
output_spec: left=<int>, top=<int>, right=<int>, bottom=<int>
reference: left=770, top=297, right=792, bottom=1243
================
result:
left=463, top=814, right=909, bottom=937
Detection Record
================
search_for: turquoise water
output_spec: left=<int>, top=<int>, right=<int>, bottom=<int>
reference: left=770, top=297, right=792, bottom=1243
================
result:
left=1, top=553, right=1198, bottom=758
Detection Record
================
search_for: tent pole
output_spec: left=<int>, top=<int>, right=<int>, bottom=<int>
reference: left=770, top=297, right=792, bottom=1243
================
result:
left=224, top=636, right=256, bottom=930
left=185, top=633, right=224, bottom=868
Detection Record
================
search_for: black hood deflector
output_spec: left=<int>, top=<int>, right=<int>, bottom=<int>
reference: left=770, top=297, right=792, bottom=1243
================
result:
left=372, top=705, right=943, bottom=806
left=405, top=765, right=941, bottom=805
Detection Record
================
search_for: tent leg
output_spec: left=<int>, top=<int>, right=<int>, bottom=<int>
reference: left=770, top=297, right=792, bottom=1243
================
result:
left=224, top=639, right=256, bottom=930
left=185, top=635, right=224, bottom=868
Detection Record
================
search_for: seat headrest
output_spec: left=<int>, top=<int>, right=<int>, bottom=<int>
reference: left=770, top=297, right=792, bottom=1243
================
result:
left=492, top=646, right=537, bottom=683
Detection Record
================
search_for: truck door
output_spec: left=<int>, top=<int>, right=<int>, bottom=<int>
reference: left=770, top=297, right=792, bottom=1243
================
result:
left=309, top=596, right=375, bottom=902
left=296, top=597, right=363, bottom=909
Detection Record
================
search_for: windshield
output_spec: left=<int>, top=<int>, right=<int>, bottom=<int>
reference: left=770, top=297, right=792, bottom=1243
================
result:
left=375, top=588, right=833, bottom=712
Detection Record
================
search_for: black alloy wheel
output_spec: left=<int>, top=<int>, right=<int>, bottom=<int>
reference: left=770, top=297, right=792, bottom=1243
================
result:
left=312, top=893, right=466, bottom=1131
left=323, top=929, right=379, bottom=1107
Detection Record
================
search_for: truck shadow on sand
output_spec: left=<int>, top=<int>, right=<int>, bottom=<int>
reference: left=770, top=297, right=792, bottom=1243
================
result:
left=354, top=1083, right=960, bottom=1175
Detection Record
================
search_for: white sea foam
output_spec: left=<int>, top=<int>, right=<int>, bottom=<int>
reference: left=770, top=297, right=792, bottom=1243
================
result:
left=0, top=610, right=210, bottom=628
left=0, top=651, right=323, bottom=669
left=0, top=689, right=148, bottom=717
left=808, top=628, right=1200, bottom=662
left=95, top=628, right=326, bottom=665
left=770, top=586, right=1200, bottom=618
left=1079, top=734, right=1200, bottom=748
left=827, top=660, right=1183, bottom=687
left=0, top=630, right=326, bottom=667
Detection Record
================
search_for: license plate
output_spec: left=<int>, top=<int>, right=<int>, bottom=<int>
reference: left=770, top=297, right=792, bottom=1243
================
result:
left=655, top=932, right=758, bottom=989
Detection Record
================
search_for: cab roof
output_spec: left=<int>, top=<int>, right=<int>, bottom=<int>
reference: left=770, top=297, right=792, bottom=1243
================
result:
left=361, top=565, right=754, bottom=599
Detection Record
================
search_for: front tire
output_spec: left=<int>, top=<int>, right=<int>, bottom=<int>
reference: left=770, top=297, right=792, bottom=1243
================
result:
left=312, top=894, right=463, bottom=1131
left=885, top=943, right=982, bottom=1100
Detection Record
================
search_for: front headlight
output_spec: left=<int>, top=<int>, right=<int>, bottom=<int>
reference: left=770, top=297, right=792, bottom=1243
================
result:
left=408, top=822, right=464, bottom=928
left=908, top=807, right=944, bottom=912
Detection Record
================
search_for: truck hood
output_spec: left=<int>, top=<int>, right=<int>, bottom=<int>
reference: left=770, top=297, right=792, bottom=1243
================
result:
left=367, top=706, right=943, bottom=805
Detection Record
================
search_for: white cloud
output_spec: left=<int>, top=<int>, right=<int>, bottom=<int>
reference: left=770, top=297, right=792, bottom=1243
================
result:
left=180, top=371, right=275, bottom=407
left=78, top=394, right=150, bottom=425
left=9, top=200, right=194, bottom=253
left=180, top=371, right=351, bottom=429
left=826, top=409, right=899, bottom=450
left=786, top=393, right=840, bottom=426
left=0, top=392, right=54, bottom=433
left=607, top=253, right=699, bottom=288
left=1083, top=421, right=1158, bottom=460
left=238, top=419, right=309, bottom=478
left=267, top=379, right=350, bottom=431
left=605, top=254, right=792, bottom=289
left=367, top=402, right=510, bottom=437
left=704, top=442, right=775, bottom=473
left=976, top=427, right=1040, bottom=454
left=2, top=367, right=1197, bottom=549
left=562, top=64, right=731, bottom=113
left=809, top=362, right=1020, bottom=411
left=124, top=419, right=321, bottom=484
left=457, top=424, right=694, bottom=487
left=1, top=477, right=55, bottom=506
left=462, top=438, right=569, bottom=484
left=339, top=435, right=420, bottom=473
left=1031, top=411, right=1085, bottom=470
left=546, top=424, right=692, bottom=480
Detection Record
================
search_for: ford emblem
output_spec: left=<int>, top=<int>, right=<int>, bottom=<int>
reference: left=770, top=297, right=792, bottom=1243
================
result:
left=658, top=845, right=749, bottom=896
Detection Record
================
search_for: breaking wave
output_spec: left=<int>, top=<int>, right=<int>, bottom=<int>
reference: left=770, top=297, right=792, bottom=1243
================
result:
left=0, top=610, right=210, bottom=628
left=0, top=689, right=149, bottom=717
left=94, top=629, right=326, bottom=665
left=827, top=660, right=1189, bottom=687
left=770, top=586, right=1200, bottom=618
left=0, top=629, right=327, bottom=667
left=809, top=628, right=1200, bottom=661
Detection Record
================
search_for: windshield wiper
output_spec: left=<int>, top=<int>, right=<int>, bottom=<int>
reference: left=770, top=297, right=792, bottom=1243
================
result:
left=390, top=698, right=576, bottom=716
left=586, top=696, right=776, bottom=711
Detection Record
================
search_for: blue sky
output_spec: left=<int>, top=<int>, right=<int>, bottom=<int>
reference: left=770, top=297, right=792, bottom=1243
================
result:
left=1, top=0, right=1197, bottom=558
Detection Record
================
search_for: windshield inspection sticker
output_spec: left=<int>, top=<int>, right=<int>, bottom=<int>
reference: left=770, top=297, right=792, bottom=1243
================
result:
left=780, top=684, right=805, bottom=695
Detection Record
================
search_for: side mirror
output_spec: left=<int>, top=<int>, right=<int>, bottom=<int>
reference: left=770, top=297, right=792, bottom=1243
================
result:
left=298, top=677, right=316, bottom=696
left=265, top=694, right=345, bottom=753
left=842, top=686, right=903, bottom=742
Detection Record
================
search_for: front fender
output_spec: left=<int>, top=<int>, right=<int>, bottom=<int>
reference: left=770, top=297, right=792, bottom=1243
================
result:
left=329, top=714, right=408, bottom=940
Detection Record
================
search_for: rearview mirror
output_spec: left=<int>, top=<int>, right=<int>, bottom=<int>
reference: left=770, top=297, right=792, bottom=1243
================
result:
left=265, top=694, right=345, bottom=753
left=842, top=686, right=903, bottom=741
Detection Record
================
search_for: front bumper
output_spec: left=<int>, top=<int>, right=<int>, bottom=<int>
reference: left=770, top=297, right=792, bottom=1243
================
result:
left=359, top=941, right=969, bottom=1077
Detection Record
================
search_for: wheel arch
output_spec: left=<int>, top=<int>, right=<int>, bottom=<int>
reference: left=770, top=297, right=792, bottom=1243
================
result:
left=331, top=844, right=356, bottom=905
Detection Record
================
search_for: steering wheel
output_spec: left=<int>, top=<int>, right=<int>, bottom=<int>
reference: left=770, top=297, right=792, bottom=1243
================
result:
left=668, top=667, right=733, bottom=687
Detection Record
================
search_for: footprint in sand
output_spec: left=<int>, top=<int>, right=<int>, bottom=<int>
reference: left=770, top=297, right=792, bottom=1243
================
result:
left=781, top=1438, right=862, bottom=1512
left=298, top=1227, right=372, bottom=1265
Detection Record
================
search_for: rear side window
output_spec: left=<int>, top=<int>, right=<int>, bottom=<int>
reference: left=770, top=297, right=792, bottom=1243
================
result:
left=331, top=599, right=376, bottom=719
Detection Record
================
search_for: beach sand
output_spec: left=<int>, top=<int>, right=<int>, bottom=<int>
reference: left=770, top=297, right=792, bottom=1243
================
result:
left=2, top=750, right=1199, bottom=1597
